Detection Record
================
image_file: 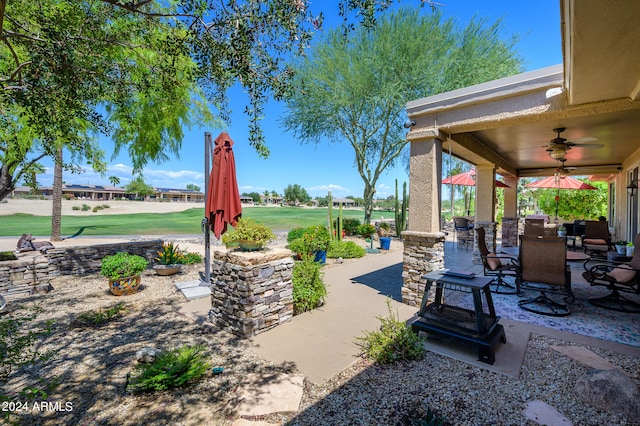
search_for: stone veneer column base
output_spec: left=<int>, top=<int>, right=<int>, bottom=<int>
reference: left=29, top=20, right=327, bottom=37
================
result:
left=501, top=217, right=519, bottom=247
left=208, top=247, right=295, bottom=338
left=473, top=222, right=497, bottom=264
left=401, top=231, right=445, bottom=307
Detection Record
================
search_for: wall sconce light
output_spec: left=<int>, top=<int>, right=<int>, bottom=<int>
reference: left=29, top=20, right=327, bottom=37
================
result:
left=547, top=148, right=567, bottom=161
left=627, top=179, right=638, bottom=196
left=403, top=119, right=416, bottom=129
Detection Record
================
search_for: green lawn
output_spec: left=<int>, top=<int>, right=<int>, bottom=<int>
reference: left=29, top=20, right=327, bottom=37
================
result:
left=0, top=207, right=390, bottom=237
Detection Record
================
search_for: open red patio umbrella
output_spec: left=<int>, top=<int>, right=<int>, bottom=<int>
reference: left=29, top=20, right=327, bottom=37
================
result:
left=443, top=169, right=509, bottom=216
left=442, top=169, right=510, bottom=187
left=203, top=132, right=242, bottom=284
left=526, top=175, right=597, bottom=221
left=525, top=175, right=597, bottom=190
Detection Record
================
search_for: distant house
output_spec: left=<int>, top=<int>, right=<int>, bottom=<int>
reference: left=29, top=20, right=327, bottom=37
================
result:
left=11, top=184, right=205, bottom=202
left=332, top=198, right=357, bottom=208
left=40, top=184, right=127, bottom=200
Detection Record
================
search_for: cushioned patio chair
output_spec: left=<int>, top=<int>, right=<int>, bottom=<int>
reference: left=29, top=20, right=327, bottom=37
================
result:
left=476, top=227, right=519, bottom=294
left=581, top=233, right=640, bottom=313
left=453, top=217, right=474, bottom=251
left=523, top=223, right=556, bottom=237
left=518, top=235, right=574, bottom=316
left=582, top=220, right=611, bottom=256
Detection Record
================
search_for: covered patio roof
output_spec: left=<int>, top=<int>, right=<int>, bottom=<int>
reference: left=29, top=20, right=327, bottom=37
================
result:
left=406, top=0, right=640, bottom=180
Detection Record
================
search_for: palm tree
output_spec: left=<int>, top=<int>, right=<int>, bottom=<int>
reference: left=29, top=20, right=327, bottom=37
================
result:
left=109, top=176, right=121, bottom=186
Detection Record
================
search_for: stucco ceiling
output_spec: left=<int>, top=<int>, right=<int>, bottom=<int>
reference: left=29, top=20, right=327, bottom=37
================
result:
left=407, top=0, right=640, bottom=180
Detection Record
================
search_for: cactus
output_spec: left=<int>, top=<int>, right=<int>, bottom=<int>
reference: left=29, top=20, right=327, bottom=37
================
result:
left=395, top=179, right=408, bottom=238
left=328, top=191, right=334, bottom=241
left=337, top=201, right=343, bottom=241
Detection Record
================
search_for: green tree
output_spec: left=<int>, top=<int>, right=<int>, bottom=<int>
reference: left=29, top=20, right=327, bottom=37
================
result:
left=532, top=181, right=608, bottom=221
left=282, top=8, right=522, bottom=223
left=186, top=184, right=200, bottom=192
left=284, top=184, right=311, bottom=205
left=108, top=176, right=121, bottom=187
left=242, top=192, right=262, bottom=203
left=125, top=176, right=155, bottom=200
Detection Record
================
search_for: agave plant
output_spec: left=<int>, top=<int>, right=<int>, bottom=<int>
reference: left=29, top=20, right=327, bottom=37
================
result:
left=155, top=242, right=184, bottom=265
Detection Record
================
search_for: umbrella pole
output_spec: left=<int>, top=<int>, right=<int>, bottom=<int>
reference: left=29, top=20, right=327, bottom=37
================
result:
left=203, top=132, right=212, bottom=286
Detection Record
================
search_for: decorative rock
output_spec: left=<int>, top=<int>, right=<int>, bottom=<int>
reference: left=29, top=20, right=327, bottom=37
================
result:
left=136, top=347, right=162, bottom=363
left=574, top=368, right=640, bottom=420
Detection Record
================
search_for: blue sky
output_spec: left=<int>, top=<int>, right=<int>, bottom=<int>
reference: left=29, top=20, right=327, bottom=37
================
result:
left=38, top=0, right=562, bottom=200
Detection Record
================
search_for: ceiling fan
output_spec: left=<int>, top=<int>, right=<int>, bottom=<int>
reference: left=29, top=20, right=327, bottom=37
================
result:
left=553, top=159, right=577, bottom=179
left=545, top=127, right=603, bottom=161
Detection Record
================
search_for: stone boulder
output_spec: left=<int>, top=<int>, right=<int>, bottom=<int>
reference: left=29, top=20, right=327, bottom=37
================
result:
left=136, top=347, right=162, bottom=363
left=575, top=368, right=640, bottom=420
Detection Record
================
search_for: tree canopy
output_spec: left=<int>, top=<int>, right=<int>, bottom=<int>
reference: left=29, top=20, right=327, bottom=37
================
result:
left=281, top=7, right=523, bottom=223
left=284, top=183, right=311, bottom=205
left=529, top=180, right=608, bottom=221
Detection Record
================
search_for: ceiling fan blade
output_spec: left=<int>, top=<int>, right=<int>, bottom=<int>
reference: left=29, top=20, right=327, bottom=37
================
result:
left=566, top=136, right=598, bottom=143
left=567, top=142, right=604, bottom=149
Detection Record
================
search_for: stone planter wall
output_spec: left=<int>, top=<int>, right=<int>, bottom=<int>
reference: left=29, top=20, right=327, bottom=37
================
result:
left=401, top=231, right=445, bottom=307
left=0, top=240, right=163, bottom=297
left=209, top=248, right=295, bottom=338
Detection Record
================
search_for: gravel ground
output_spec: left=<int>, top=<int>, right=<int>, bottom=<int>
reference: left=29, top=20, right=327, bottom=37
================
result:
left=2, top=241, right=640, bottom=425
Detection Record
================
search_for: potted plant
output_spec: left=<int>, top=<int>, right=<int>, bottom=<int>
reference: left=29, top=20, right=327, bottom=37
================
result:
left=378, top=222, right=392, bottom=250
left=557, top=225, right=567, bottom=238
left=614, top=240, right=628, bottom=255
left=288, top=225, right=331, bottom=264
left=222, top=217, right=275, bottom=251
left=626, top=241, right=635, bottom=257
left=100, top=252, right=148, bottom=295
left=357, top=223, right=376, bottom=238
left=153, top=242, right=184, bottom=276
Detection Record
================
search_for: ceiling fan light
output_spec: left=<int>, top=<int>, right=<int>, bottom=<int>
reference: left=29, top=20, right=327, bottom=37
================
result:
left=549, top=149, right=566, bottom=161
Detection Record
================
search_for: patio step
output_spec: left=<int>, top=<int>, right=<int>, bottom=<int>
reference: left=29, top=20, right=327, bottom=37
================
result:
left=175, top=279, right=211, bottom=300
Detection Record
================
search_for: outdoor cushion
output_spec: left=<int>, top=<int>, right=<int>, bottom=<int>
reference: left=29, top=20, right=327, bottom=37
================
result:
left=607, top=266, right=637, bottom=283
left=583, top=238, right=608, bottom=245
left=486, top=253, right=501, bottom=270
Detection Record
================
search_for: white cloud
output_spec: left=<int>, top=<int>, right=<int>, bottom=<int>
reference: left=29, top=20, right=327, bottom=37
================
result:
left=306, top=184, right=350, bottom=194
left=239, top=185, right=269, bottom=193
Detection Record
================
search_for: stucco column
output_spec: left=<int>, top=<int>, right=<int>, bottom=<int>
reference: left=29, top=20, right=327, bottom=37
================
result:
left=402, top=135, right=445, bottom=307
left=501, top=175, right=519, bottom=247
left=407, top=137, right=442, bottom=233
left=473, top=165, right=497, bottom=263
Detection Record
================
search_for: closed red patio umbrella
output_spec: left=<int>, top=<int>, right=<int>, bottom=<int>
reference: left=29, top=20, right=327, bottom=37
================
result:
left=203, top=132, right=242, bottom=285
left=206, top=132, right=242, bottom=239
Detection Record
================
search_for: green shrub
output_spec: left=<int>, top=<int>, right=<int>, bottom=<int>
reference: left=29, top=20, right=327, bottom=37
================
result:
left=357, top=300, right=425, bottom=364
left=72, top=206, right=80, bottom=211
left=410, top=407, right=447, bottom=426
left=127, top=345, right=210, bottom=393
left=357, top=223, right=376, bottom=237
left=81, top=204, right=90, bottom=211
left=179, top=252, right=202, bottom=265
left=287, top=225, right=331, bottom=259
left=287, top=227, right=306, bottom=243
left=292, top=260, right=326, bottom=314
left=342, top=218, right=361, bottom=235
left=100, top=252, right=148, bottom=280
left=77, top=302, right=126, bottom=326
left=327, top=240, right=366, bottom=259
left=92, top=205, right=104, bottom=212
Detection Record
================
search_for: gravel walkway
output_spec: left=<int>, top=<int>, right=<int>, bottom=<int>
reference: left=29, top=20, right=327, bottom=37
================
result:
left=2, top=244, right=639, bottom=425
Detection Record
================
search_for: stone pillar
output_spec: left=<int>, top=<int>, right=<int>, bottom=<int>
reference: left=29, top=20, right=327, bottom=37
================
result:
left=501, top=217, right=519, bottom=247
left=403, top=134, right=445, bottom=307
left=401, top=231, right=445, bottom=306
left=209, top=248, right=295, bottom=337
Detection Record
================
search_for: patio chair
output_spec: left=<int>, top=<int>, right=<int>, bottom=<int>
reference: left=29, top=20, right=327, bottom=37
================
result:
left=523, top=222, right=556, bottom=237
left=582, top=220, right=611, bottom=256
left=453, top=217, right=474, bottom=251
left=518, top=235, right=574, bottom=316
left=581, top=233, right=640, bottom=313
left=475, top=227, right=519, bottom=294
